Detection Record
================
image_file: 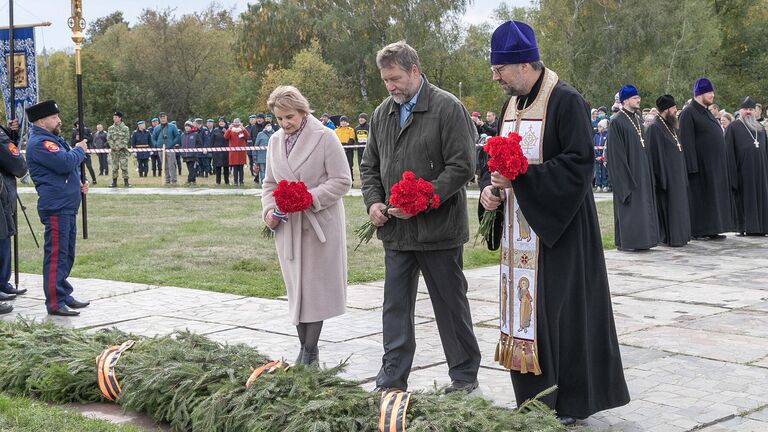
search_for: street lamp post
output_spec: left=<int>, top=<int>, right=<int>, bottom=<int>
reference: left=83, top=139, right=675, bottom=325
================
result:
left=459, top=81, right=462, bottom=100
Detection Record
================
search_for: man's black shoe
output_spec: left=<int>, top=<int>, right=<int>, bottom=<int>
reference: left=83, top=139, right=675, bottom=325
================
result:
left=66, top=299, right=90, bottom=309
left=48, top=305, right=80, bottom=316
left=0, top=285, right=26, bottom=295
left=708, top=234, right=726, bottom=240
left=557, top=416, right=576, bottom=426
left=0, top=302, right=13, bottom=314
left=0, top=292, right=16, bottom=301
left=445, top=379, right=479, bottom=394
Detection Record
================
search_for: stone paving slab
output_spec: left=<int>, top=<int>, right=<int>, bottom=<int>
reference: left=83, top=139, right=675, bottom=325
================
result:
left=631, top=282, right=768, bottom=308
left=699, top=417, right=768, bottom=431
left=89, top=315, right=236, bottom=337
left=619, top=326, right=768, bottom=363
left=611, top=296, right=727, bottom=335
left=681, top=310, right=768, bottom=339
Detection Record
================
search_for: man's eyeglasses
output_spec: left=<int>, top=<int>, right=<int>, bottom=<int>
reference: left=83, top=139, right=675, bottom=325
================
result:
left=490, top=65, right=509, bottom=76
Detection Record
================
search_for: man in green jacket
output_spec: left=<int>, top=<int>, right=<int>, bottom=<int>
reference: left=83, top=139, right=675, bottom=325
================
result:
left=361, top=40, right=480, bottom=394
left=107, top=111, right=131, bottom=187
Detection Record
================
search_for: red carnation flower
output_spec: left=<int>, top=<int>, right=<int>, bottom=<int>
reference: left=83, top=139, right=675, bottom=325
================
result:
left=273, top=180, right=313, bottom=213
left=483, top=132, right=528, bottom=181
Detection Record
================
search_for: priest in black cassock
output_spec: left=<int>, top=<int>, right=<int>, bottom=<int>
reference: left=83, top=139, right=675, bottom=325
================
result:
left=647, top=95, right=691, bottom=246
left=479, top=20, right=629, bottom=426
left=678, top=78, right=734, bottom=239
left=725, top=96, right=768, bottom=235
left=606, top=85, right=659, bottom=251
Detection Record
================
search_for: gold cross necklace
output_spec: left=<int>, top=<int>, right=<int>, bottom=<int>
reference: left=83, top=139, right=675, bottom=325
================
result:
left=655, top=114, right=681, bottom=151
left=620, top=108, right=645, bottom=147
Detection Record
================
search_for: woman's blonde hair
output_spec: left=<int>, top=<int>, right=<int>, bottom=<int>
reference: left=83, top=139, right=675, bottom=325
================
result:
left=267, top=86, right=312, bottom=115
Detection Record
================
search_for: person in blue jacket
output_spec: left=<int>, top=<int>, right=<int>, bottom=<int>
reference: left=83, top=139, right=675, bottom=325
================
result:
left=151, top=112, right=181, bottom=185
left=25, top=100, right=91, bottom=317
left=0, top=119, right=28, bottom=314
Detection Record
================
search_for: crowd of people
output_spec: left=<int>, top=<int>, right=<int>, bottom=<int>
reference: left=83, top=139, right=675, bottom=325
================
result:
left=68, top=109, right=382, bottom=189
left=592, top=79, right=768, bottom=250
left=8, top=16, right=764, bottom=427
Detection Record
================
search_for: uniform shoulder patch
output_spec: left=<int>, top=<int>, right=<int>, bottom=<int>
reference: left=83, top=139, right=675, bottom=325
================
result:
left=7, top=143, right=19, bottom=155
left=44, top=141, right=60, bottom=152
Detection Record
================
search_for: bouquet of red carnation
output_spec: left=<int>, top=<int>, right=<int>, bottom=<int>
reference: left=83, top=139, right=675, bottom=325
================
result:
left=355, top=171, right=440, bottom=250
left=262, top=180, right=314, bottom=238
left=476, top=132, right=528, bottom=245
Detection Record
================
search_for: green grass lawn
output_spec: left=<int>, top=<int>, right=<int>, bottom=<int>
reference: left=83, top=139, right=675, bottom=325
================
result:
left=0, top=394, right=140, bottom=432
left=14, top=193, right=614, bottom=298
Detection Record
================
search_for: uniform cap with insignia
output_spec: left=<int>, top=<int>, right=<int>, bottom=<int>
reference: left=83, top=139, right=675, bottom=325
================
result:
left=740, top=96, right=756, bottom=109
left=137, top=120, right=145, bottom=125
left=248, top=114, right=257, bottom=119
left=151, top=117, right=159, bottom=122
left=206, top=118, right=214, bottom=123
left=25, top=100, right=60, bottom=123
left=113, top=111, right=123, bottom=118
left=194, top=118, right=203, bottom=123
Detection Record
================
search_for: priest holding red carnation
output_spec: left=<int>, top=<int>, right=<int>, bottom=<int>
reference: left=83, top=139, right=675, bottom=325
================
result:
left=478, top=21, right=629, bottom=425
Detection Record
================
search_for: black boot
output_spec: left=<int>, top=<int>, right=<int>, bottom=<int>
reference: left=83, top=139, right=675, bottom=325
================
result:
left=295, top=346, right=305, bottom=364
left=124, top=178, right=131, bottom=187
left=302, top=346, right=319, bottom=366
left=110, top=179, right=117, bottom=188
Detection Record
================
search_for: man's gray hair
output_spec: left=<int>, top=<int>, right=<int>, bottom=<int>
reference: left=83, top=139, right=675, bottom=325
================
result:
left=376, top=40, right=421, bottom=72
left=530, top=61, right=544, bottom=71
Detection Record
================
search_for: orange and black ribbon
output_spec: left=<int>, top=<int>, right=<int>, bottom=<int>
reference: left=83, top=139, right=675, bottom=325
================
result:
left=96, top=340, right=135, bottom=401
left=378, top=390, right=412, bottom=432
left=245, top=360, right=290, bottom=389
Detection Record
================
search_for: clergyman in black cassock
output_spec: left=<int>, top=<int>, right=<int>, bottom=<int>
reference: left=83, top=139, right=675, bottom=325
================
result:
left=725, top=96, right=768, bottom=235
left=480, top=20, right=629, bottom=423
left=606, top=85, right=659, bottom=250
left=678, top=77, right=734, bottom=239
left=646, top=95, right=691, bottom=246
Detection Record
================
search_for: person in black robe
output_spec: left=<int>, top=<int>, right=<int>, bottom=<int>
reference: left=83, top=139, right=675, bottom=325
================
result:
left=678, top=78, right=734, bottom=239
left=480, top=20, right=629, bottom=425
left=606, top=85, right=659, bottom=250
left=725, top=96, right=768, bottom=235
left=647, top=95, right=691, bottom=246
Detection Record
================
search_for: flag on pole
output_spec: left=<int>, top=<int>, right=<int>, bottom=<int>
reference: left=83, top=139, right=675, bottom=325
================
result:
left=0, top=26, right=38, bottom=127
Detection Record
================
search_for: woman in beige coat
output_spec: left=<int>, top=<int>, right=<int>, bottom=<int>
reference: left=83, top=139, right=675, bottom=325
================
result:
left=262, top=86, right=352, bottom=366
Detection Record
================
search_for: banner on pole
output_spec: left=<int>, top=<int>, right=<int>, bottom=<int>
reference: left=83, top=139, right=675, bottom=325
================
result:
left=0, top=26, right=38, bottom=125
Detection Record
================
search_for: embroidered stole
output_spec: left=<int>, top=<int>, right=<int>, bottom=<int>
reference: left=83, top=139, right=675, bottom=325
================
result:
left=494, top=68, right=558, bottom=375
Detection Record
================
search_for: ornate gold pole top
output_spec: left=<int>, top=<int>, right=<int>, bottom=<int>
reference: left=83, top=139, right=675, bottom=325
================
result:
left=68, top=0, right=85, bottom=47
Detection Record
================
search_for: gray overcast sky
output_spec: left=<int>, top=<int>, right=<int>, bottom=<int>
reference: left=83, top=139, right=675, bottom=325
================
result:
left=0, top=0, right=531, bottom=52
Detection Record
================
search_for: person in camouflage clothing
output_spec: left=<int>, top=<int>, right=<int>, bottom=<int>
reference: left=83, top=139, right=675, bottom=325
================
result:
left=107, top=111, right=131, bottom=187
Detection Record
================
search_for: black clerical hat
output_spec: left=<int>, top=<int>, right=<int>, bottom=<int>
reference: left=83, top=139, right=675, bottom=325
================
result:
left=740, top=96, right=756, bottom=109
left=656, top=95, right=676, bottom=112
left=25, top=100, right=60, bottom=123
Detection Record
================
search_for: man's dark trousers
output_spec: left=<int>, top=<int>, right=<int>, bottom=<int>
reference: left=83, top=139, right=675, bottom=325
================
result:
left=376, top=246, right=481, bottom=390
left=0, top=238, right=12, bottom=290
left=40, top=213, right=77, bottom=313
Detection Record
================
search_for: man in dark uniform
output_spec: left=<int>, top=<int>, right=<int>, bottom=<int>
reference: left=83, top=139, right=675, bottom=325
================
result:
left=71, top=121, right=97, bottom=185
left=196, top=118, right=212, bottom=178
left=131, top=120, right=152, bottom=177
left=149, top=117, right=162, bottom=177
left=25, top=100, right=91, bottom=317
left=0, top=119, right=29, bottom=314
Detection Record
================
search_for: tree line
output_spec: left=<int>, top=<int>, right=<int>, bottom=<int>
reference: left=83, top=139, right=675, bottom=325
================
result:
left=6, top=0, right=766, bottom=130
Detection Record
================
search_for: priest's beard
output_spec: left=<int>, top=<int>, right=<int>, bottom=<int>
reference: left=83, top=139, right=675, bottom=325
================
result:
left=742, top=115, right=762, bottom=133
left=663, top=112, right=679, bottom=129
